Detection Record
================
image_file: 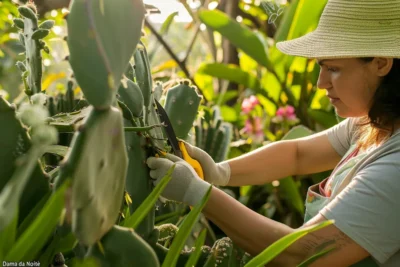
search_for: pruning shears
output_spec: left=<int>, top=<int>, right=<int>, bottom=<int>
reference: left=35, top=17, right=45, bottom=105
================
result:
left=154, top=99, right=204, bottom=180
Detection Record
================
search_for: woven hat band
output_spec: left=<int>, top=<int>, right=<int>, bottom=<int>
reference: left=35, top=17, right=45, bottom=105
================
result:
left=317, top=18, right=400, bottom=40
left=323, top=0, right=400, bottom=21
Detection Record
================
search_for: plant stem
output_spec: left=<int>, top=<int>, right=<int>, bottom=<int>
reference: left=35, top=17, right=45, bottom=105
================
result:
left=182, top=23, right=201, bottom=64
left=124, top=124, right=164, bottom=132
left=144, top=19, right=205, bottom=100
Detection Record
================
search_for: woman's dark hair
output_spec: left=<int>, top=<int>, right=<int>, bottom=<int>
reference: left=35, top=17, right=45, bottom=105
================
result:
left=356, top=57, right=400, bottom=150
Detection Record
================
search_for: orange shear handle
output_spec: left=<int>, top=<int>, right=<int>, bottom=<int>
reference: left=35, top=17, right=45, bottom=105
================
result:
left=178, top=141, right=204, bottom=180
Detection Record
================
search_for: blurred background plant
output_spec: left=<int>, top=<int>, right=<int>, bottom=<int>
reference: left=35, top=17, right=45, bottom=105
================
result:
left=1, top=0, right=341, bottom=241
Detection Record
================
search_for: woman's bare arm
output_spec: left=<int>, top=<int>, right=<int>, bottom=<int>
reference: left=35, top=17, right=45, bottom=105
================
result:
left=226, top=131, right=342, bottom=186
left=202, top=186, right=370, bottom=267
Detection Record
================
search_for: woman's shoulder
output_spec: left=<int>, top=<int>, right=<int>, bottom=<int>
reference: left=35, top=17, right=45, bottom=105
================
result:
left=359, top=134, right=400, bottom=173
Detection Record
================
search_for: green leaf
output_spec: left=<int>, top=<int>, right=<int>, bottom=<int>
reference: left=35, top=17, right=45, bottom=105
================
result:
left=194, top=72, right=214, bottom=102
left=198, top=63, right=261, bottom=90
left=123, top=165, right=174, bottom=229
left=5, top=179, right=71, bottom=261
left=38, top=231, right=77, bottom=266
left=17, top=191, right=51, bottom=237
left=38, top=235, right=60, bottom=267
left=239, top=51, right=259, bottom=73
left=162, top=185, right=212, bottom=267
left=54, top=232, right=77, bottom=254
left=297, top=247, right=336, bottom=267
left=274, top=0, right=300, bottom=42
left=0, top=97, right=50, bottom=226
left=284, top=0, right=327, bottom=43
left=244, top=220, right=334, bottom=267
left=220, top=105, right=237, bottom=122
left=199, top=9, right=271, bottom=68
left=68, top=257, right=100, bottom=267
left=0, top=146, right=44, bottom=232
left=214, top=91, right=238, bottom=106
left=256, top=94, right=278, bottom=117
left=184, top=229, right=207, bottom=267
left=155, top=210, right=186, bottom=224
left=44, top=145, right=69, bottom=157
left=307, top=109, right=338, bottom=129
left=278, top=177, right=304, bottom=215
left=259, top=71, right=282, bottom=103
left=282, top=125, right=313, bottom=140
left=270, top=0, right=327, bottom=77
left=160, top=11, right=178, bottom=35
left=0, top=209, right=18, bottom=259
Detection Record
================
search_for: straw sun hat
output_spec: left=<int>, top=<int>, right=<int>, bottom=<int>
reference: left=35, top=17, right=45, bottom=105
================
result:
left=276, top=0, right=400, bottom=59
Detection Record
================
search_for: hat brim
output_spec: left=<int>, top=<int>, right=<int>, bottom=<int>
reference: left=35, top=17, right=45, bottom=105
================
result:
left=276, top=29, right=400, bottom=59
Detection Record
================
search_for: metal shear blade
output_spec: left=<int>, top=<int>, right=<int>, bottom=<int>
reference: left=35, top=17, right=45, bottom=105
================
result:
left=154, top=99, right=183, bottom=158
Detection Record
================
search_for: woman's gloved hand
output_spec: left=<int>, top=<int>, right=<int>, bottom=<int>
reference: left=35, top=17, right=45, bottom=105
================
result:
left=146, top=153, right=212, bottom=207
left=181, top=141, right=231, bottom=186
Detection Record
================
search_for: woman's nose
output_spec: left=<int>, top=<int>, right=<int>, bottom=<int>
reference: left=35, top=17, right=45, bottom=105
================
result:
left=317, top=69, right=331, bottom=90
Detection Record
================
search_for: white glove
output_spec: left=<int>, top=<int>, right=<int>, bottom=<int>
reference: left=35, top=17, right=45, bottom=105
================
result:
left=146, top=153, right=212, bottom=206
left=182, top=141, right=231, bottom=186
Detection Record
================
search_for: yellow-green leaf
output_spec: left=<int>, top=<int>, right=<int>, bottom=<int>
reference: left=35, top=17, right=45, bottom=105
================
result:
left=245, top=220, right=334, bottom=267
left=199, top=9, right=271, bottom=69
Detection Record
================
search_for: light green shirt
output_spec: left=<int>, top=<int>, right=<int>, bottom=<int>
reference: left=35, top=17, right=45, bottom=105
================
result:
left=304, top=118, right=400, bottom=266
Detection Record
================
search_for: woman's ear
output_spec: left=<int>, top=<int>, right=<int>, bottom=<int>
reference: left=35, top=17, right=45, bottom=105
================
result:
left=375, top=57, right=393, bottom=77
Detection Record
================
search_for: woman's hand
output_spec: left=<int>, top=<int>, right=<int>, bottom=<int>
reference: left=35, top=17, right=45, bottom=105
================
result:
left=146, top=153, right=211, bottom=206
left=182, top=141, right=231, bottom=186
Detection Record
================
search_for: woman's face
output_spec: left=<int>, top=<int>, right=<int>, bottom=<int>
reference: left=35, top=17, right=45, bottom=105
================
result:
left=316, top=58, right=384, bottom=118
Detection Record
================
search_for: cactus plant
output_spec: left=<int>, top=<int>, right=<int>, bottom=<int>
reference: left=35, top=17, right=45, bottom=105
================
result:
left=122, top=129, right=156, bottom=240
left=155, top=223, right=178, bottom=247
left=14, top=3, right=52, bottom=96
left=67, top=0, right=145, bottom=109
left=203, top=237, right=251, bottom=267
left=164, top=80, right=203, bottom=140
left=66, top=107, right=128, bottom=246
left=117, top=79, right=144, bottom=118
left=0, top=1, right=252, bottom=266
left=86, top=225, right=159, bottom=266
left=194, top=106, right=233, bottom=163
left=134, top=44, right=152, bottom=111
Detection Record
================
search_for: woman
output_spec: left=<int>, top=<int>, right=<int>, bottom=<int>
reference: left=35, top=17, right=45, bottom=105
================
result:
left=146, top=0, right=400, bottom=266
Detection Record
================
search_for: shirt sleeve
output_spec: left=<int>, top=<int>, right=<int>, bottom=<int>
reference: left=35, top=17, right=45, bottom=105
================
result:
left=320, top=154, right=400, bottom=264
left=325, top=118, right=359, bottom=156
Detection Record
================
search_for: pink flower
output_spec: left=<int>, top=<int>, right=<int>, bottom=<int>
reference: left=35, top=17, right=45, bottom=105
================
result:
left=276, top=105, right=294, bottom=117
left=253, top=116, right=263, bottom=132
left=242, top=116, right=264, bottom=139
left=241, top=100, right=253, bottom=114
left=249, top=95, right=260, bottom=106
left=243, top=119, right=253, bottom=133
left=241, top=95, right=260, bottom=114
left=273, top=105, right=298, bottom=123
